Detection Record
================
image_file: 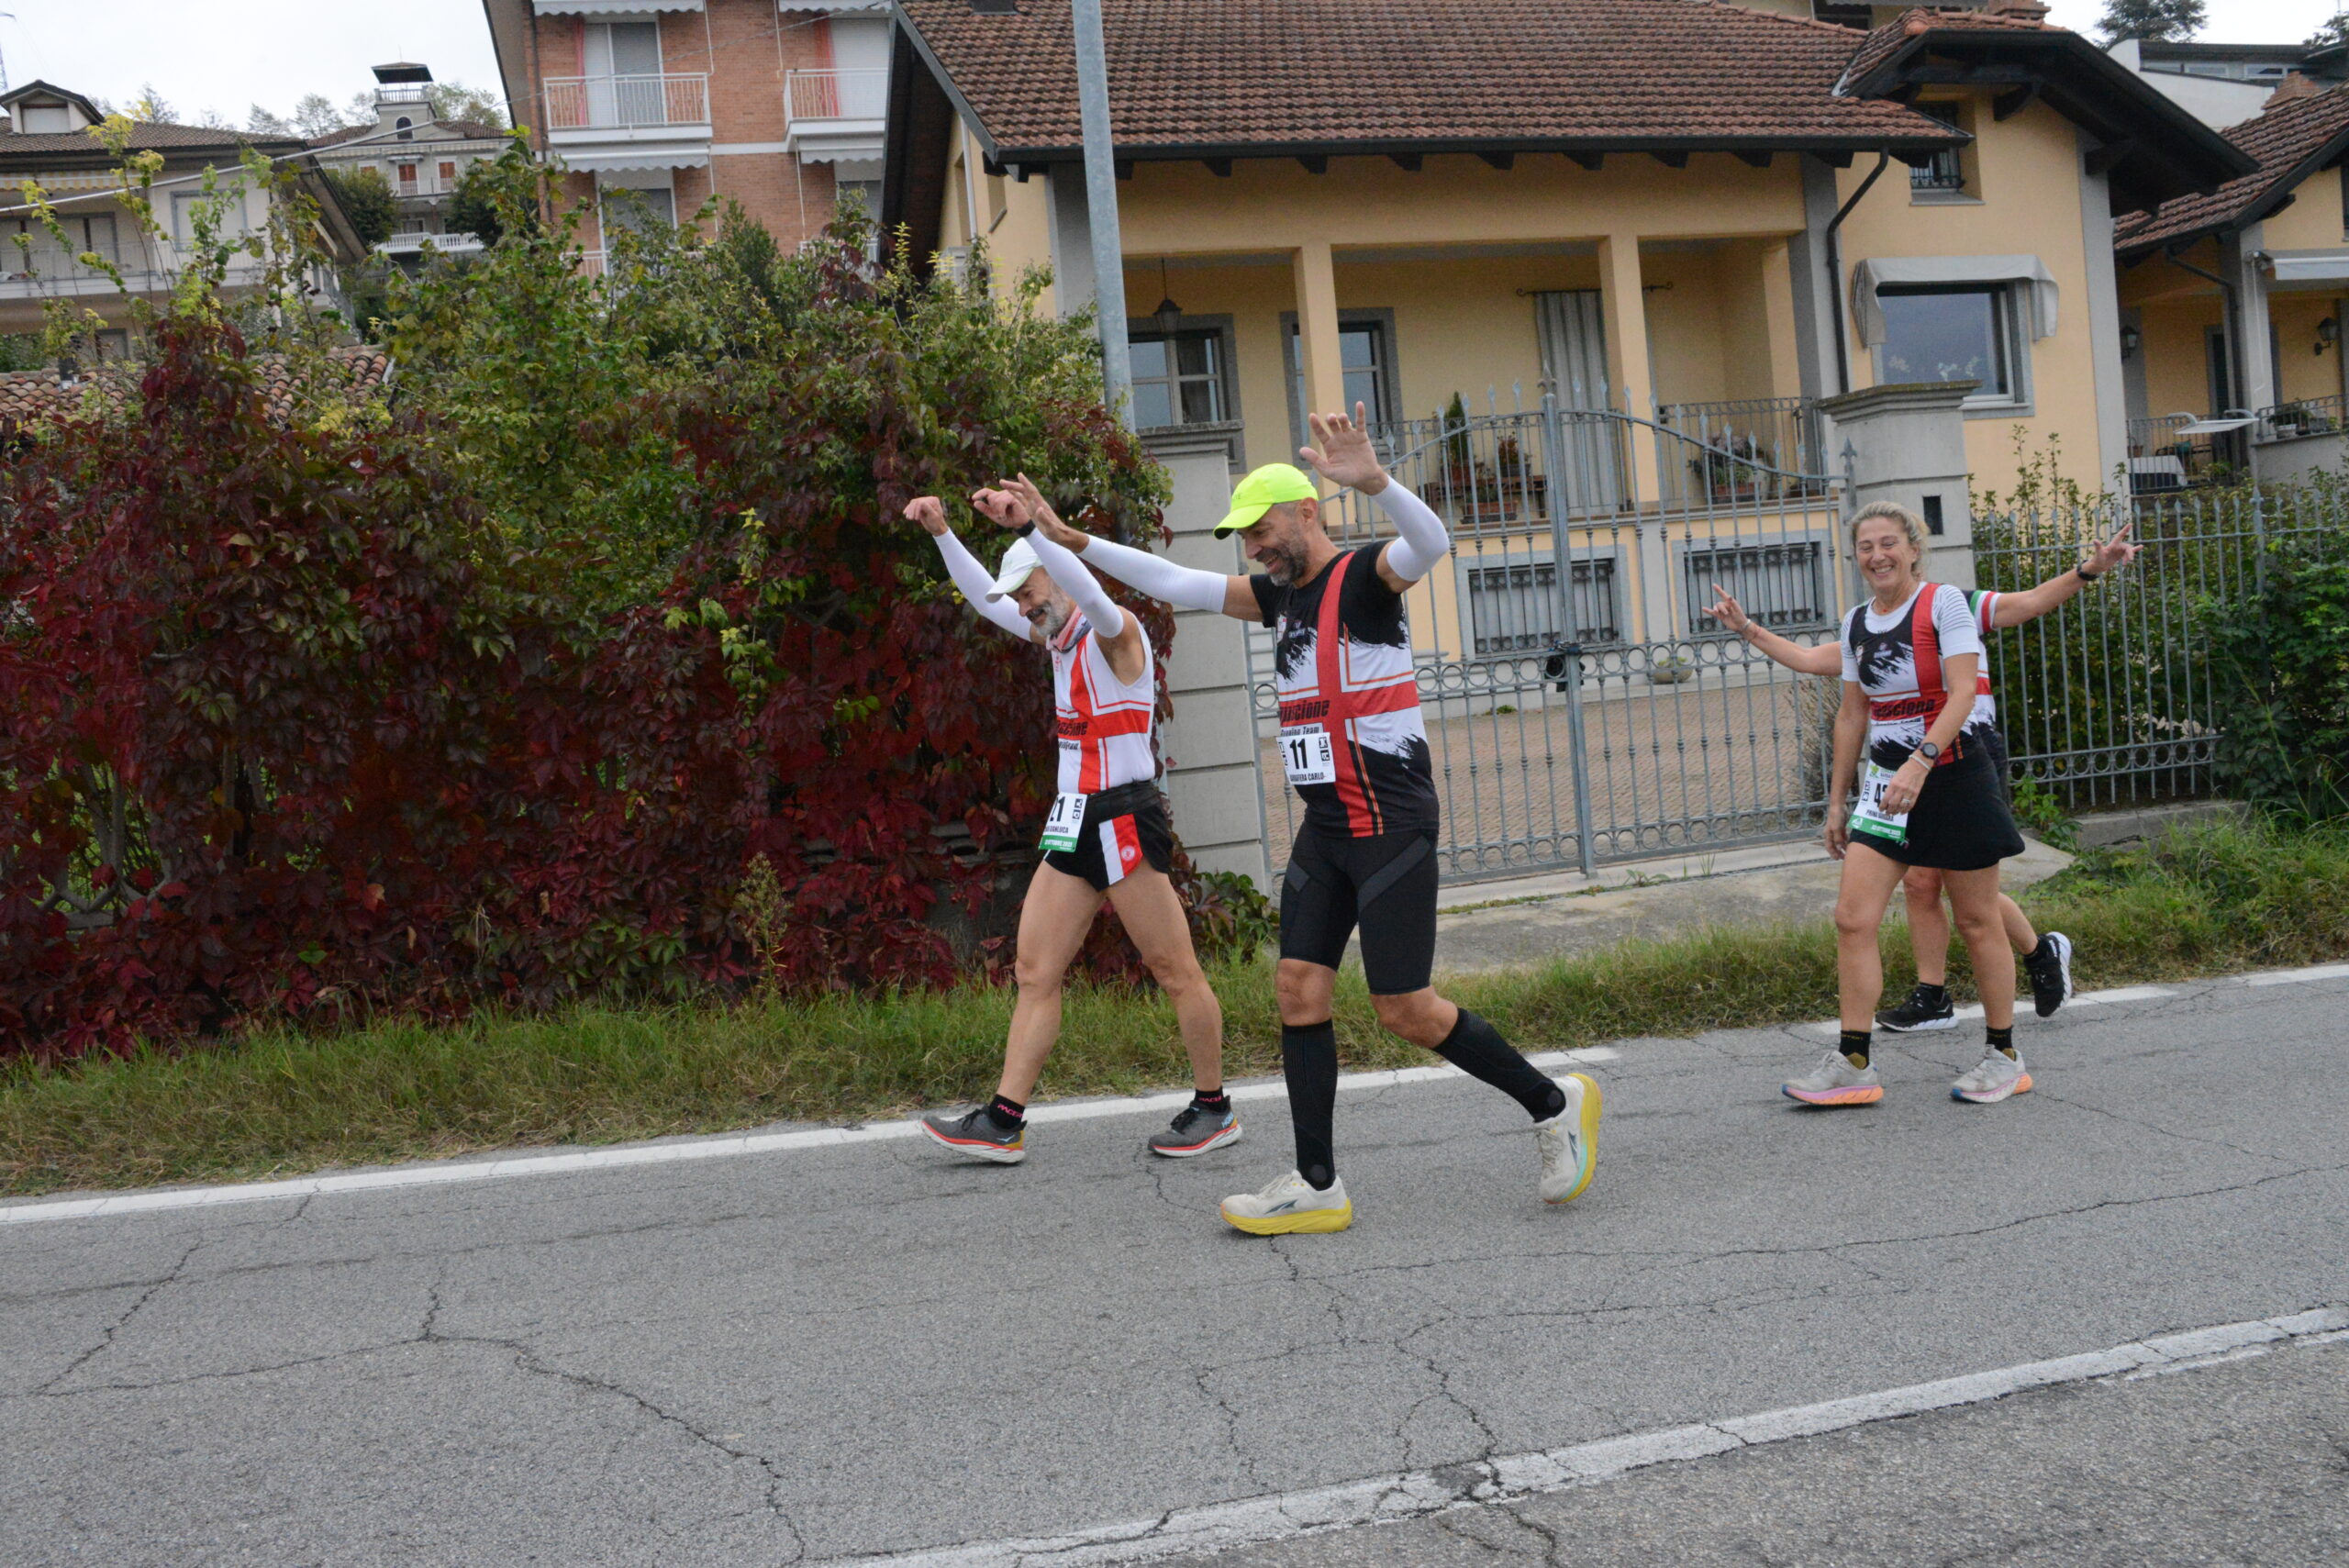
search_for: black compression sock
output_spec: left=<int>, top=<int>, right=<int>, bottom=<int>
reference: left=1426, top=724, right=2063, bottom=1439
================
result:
left=1192, top=1089, right=1230, bottom=1113
left=1987, top=1025, right=2016, bottom=1061
left=1432, top=1007, right=1566, bottom=1120
left=1916, top=982, right=1951, bottom=1004
left=986, top=1094, right=1027, bottom=1129
left=1281, top=1021, right=1339, bottom=1190
left=1841, top=1030, right=1872, bottom=1068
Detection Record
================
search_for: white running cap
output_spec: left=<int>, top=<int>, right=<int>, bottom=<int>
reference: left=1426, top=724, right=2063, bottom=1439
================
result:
left=986, top=536, right=1043, bottom=601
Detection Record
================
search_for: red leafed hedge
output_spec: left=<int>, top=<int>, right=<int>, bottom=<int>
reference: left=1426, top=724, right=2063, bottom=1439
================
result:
left=0, top=241, right=1223, bottom=1059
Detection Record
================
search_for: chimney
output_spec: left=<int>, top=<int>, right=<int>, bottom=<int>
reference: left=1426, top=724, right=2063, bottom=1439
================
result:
left=2266, top=72, right=2324, bottom=109
left=1984, top=0, right=2052, bottom=21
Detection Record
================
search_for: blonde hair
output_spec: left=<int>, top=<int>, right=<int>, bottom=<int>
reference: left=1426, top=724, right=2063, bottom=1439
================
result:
left=1849, top=501, right=1930, bottom=557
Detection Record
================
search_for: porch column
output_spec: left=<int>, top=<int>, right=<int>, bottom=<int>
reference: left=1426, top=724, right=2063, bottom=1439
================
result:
left=1292, top=240, right=1347, bottom=427
left=1598, top=234, right=1667, bottom=641
left=1760, top=239, right=1804, bottom=402
left=2225, top=222, right=2277, bottom=414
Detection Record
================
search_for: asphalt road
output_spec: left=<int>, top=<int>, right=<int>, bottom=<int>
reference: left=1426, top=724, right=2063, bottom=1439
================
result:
left=3, top=973, right=2344, bottom=1566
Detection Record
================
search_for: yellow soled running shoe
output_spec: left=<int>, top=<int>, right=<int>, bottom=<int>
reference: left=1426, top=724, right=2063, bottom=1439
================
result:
left=1219, top=1171, right=1353, bottom=1235
left=1534, top=1072, right=1602, bottom=1204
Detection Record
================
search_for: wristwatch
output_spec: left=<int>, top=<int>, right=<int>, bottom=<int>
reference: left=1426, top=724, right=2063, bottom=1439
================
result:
left=1014, top=521, right=1037, bottom=538
left=2076, top=562, right=2101, bottom=582
left=1913, top=740, right=1942, bottom=765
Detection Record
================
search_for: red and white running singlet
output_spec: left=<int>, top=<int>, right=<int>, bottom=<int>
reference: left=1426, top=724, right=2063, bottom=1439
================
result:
left=1050, top=613, right=1157, bottom=795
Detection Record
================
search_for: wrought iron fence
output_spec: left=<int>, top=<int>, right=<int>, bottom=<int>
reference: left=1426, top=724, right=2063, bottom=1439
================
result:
left=1247, top=395, right=1854, bottom=882
left=1976, top=485, right=2343, bottom=809
left=2253, top=394, right=2347, bottom=443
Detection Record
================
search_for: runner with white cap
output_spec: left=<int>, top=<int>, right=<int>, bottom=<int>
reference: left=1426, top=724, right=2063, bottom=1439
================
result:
left=905, top=486, right=1237, bottom=1165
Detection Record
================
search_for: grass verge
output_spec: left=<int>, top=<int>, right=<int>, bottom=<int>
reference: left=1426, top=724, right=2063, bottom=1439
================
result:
left=5, top=817, right=2343, bottom=1198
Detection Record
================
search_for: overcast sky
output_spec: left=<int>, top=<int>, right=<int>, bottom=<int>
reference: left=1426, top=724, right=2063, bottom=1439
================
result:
left=0, top=1, right=2336, bottom=131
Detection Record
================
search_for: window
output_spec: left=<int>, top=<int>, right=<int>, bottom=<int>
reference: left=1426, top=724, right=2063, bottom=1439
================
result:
left=1465, top=558, right=1620, bottom=655
left=396, top=163, right=419, bottom=190
left=2, top=213, right=117, bottom=277
left=600, top=185, right=675, bottom=235
left=17, top=101, right=73, bottom=134
left=1288, top=320, right=1390, bottom=425
left=439, top=161, right=458, bottom=183
left=1877, top=284, right=2017, bottom=404
left=1911, top=103, right=1965, bottom=195
left=1683, top=541, right=1828, bottom=637
left=171, top=190, right=252, bottom=244
left=1130, top=330, right=1229, bottom=428
left=395, top=116, right=414, bottom=142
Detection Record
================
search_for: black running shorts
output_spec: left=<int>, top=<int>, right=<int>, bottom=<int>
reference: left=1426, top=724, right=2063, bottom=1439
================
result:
left=1279, top=825, right=1440, bottom=995
left=1041, top=780, right=1174, bottom=892
left=1853, top=744, right=2025, bottom=873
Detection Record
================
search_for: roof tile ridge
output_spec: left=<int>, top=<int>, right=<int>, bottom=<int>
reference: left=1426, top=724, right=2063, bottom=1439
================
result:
left=1677, top=0, right=1883, bottom=40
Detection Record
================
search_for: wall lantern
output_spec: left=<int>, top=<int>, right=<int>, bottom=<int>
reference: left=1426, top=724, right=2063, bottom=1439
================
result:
left=1152, top=257, right=1182, bottom=339
left=2119, top=323, right=2142, bottom=360
left=2318, top=317, right=2341, bottom=357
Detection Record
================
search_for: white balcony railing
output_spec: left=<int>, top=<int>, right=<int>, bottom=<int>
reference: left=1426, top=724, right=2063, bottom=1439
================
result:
left=542, top=73, right=710, bottom=132
left=388, top=173, right=462, bottom=198
left=785, top=69, right=887, bottom=125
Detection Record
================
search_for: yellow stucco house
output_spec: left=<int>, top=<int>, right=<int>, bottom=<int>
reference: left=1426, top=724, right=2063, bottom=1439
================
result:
left=2115, top=74, right=2349, bottom=490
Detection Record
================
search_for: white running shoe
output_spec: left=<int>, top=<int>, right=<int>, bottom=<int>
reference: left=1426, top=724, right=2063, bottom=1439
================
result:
left=1781, top=1050, right=1884, bottom=1106
left=1219, top=1170, right=1353, bottom=1235
left=1533, top=1073, right=1602, bottom=1204
left=1952, top=1048, right=2033, bottom=1104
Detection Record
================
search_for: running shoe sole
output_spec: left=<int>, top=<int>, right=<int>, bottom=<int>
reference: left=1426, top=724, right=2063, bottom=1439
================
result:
left=1876, top=1013, right=1957, bottom=1033
left=1220, top=1198, right=1353, bottom=1236
left=1782, top=1083, right=1886, bottom=1106
left=1954, top=1073, right=2033, bottom=1105
left=1149, top=1121, right=1243, bottom=1159
left=918, top=1120, right=1028, bottom=1164
left=1545, top=1072, right=1602, bottom=1205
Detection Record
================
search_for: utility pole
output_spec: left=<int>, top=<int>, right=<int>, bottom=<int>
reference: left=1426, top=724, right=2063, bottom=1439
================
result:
left=0, top=14, right=16, bottom=96
left=1070, top=0, right=1131, bottom=426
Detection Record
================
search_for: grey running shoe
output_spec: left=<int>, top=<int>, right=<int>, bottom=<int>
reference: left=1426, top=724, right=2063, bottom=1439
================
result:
left=2023, top=931, right=2075, bottom=1018
left=1219, top=1170, right=1352, bottom=1235
left=1533, top=1073, right=1600, bottom=1204
left=1149, top=1099, right=1242, bottom=1158
left=918, top=1106, right=1027, bottom=1163
left=1781, top=1050, right=1884, bottom=1106
left=1876, top=984, right=1957, bottom=1032
left=1952, top=1049, right=2032, bottom=1104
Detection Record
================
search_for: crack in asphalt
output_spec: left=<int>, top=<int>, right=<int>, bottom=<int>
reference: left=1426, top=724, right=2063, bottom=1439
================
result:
left=36, top=1240, right=203, bottom=1394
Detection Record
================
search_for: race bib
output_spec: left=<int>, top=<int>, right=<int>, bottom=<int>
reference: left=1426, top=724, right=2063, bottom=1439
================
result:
left=1040, top=790, right=1086, bottom=853
left=1849, top=761, right=1909, bottom=846
left=1279, top=725, right=1337, bottom=786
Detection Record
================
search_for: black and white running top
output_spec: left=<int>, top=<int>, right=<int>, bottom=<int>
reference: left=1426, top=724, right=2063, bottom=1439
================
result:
left=1839, top=583, right=1997, bottom=772
left=1252, top=547, right=1439, bottom=837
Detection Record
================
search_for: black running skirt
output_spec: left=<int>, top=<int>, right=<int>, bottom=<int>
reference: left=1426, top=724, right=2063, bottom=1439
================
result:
left=1858, top=744, right=2025, bottom=873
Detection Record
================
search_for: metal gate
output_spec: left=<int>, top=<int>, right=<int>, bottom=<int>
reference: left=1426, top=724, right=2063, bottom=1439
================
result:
left=1245, top=391, right=1854, bottom=883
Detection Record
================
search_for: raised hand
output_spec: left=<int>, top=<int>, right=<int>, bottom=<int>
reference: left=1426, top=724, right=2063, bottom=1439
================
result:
left=969, top=485, right=1030, bottom=530
left=1007, top=473, right=1083, bottom=548
left=1705, top=582, right=1750, bottom=635
left=904, top=495, right=950, bottom=537
left=1298, top=401, right=1388, bottom=494
left=2083, top=518, right=2141, bottom=577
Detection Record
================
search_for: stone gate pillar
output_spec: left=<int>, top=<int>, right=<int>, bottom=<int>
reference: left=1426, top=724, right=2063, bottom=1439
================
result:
left=1818, top=382, right=1977, bottom=590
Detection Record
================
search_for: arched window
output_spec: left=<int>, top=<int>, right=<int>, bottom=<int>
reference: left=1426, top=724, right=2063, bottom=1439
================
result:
left=395, top=117, right=414, bottom=141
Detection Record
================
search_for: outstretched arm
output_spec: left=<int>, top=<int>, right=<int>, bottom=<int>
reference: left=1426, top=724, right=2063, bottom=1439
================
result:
left=1297, top=403, right=1449, bottom=591
left=906, top=495, right=1036, bottom=641
left=1988, top=522, right=2141, bottom=628
left=1007, top=474, right=1259, bottom=621
left=1706, top=584, right=1840, bottom=676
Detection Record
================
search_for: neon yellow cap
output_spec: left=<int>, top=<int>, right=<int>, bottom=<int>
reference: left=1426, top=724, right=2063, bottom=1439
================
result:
left=1213, top=462, right=1320, bottom=537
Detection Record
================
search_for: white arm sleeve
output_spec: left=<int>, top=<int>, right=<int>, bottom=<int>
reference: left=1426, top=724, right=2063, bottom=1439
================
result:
left=1373, top=480, right=1451, bottom=582
left=1026, top=528, right=1125, bottom=639
left=1066, top=534, right=1231, bottom=614
left=933, top=528, right=1035, bottom=639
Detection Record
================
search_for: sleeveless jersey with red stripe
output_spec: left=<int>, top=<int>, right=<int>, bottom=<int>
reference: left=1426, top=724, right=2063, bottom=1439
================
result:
left=1252, top=547, right=1439, bottom=837
left=1841, top=582, right=1996, bottom=773
left=1051, top=613, right=1157, bottom=794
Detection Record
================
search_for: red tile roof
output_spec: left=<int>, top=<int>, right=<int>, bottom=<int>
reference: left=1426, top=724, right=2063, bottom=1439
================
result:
left=1836, top=7, right=2062, bottom=96
left=0, top=346, right=391, bottom=428
left=0, top=120, right=295, bottom=160
left=901, top=0, right=1965, bottom=160
left=2115, top=83, right=2349, bottom=253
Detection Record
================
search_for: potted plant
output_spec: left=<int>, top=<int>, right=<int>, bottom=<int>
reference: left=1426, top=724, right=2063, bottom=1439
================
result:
left=2269, top=402, right=2310, bottom=439
left=1649, top=648, right=1697, bottom=684
left=1691, top=434, right=1765, bottom=502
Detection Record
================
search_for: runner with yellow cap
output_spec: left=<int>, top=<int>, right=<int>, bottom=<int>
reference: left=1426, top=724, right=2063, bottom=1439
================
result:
left=1019, top=406, right=1602, bottom=1234
left=903, top=485, right=1238, bottom=1166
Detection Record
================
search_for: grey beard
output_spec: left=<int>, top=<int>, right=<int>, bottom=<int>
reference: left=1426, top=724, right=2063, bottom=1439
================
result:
left=1035, top=601, right=1073, bottom=639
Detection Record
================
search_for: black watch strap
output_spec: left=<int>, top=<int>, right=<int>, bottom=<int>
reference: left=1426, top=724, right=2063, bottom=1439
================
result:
left=1015, top=522, right=1037, bottom=538
left=2076, top=562, right=2100, bottom=582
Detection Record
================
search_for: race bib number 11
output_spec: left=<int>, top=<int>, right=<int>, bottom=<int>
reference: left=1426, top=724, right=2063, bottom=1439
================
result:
left=1280, top=726, right=1337, bottom=786
left=1040, top=791, right=1085, bottom=853
left=1849, top=761, right=1909, bottom=846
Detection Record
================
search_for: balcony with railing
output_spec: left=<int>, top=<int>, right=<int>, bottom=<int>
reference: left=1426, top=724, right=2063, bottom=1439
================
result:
left=542, top=73, right=711, bottom=144
left=784, top=69, right=887, bottom=162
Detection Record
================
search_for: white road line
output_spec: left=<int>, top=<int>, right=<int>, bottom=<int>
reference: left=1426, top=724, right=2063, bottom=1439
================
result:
left=2243, top=962, right=2349, bottom=987
left=833, top=1307, right=2349, bottom=1568
left=1808, top=984, right=2173, bottom=1036
left=0, top=1049, right=1621, bottom=1228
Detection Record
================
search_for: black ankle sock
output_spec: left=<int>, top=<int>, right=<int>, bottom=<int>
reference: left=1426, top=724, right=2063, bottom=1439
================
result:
left=2027, top=935, right=2052, bottom=961
left=1432, top=1007, right=1566, bottom=1120
left=1192, top=1089, right=1230, bottom=1113
left=1841, top=1029, right=1872, bottom=1068
left=1987, top=1025, right=2016, bottom=1060
left=1915, top=982, right=1950, bottom=1003
left=1281, top=1021, right=1339, bottom=1190
left=986, top=1094, right=1027, bottom=1129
